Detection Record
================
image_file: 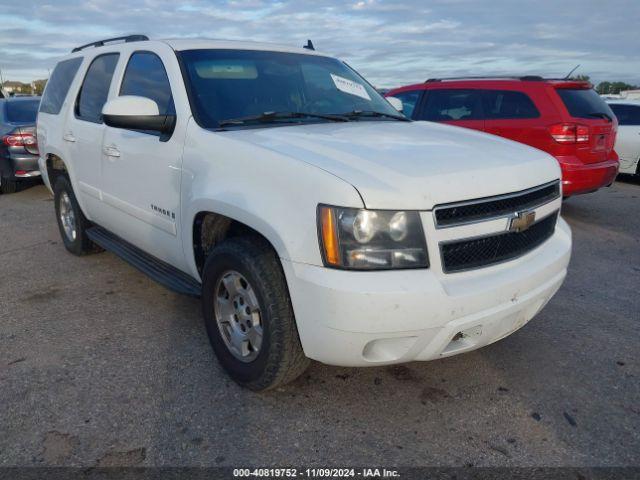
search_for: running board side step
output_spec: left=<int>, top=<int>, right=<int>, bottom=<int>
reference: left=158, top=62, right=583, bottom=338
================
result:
left=86, top=226, right=202, bottom=297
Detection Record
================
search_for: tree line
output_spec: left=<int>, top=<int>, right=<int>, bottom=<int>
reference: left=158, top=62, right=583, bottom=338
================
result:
left=571, top=75, right=638, bottom=95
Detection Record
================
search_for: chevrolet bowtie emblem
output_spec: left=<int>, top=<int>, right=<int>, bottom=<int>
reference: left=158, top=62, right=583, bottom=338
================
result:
left=509, top=210, right=536, bottom=233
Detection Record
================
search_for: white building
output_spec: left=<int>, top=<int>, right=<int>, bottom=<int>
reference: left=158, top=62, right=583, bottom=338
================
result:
left=619, top=89, right=640, bottom=100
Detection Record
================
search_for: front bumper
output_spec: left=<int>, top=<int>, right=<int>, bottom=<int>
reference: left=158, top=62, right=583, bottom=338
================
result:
left=283, top=217, right=571, bottom=367
left=559, top=157, right=619, bottom=196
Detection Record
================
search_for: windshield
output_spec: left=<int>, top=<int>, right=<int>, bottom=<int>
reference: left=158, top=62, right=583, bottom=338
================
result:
left=555, top=88, right=615, bottom=120
left=6, top=99, right=40, bottom=124
left=178, top=49, right=402, bottom=129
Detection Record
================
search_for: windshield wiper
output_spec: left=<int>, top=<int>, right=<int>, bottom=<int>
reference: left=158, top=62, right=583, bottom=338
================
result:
left=587, top=112, right=613, bottom=122
left=218, top=111, right=349, bottom=127
left=338, top=110, right=410, bottom=122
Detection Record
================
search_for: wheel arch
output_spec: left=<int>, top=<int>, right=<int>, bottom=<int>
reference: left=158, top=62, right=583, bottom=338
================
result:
left=188, top=202, right=290, bottom=277
left=45, top=153, right=69, bottom=186
left=44, top=152, right=95, bottom=222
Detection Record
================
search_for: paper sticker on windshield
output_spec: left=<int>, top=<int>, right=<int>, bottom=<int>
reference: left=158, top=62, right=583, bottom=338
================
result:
left=330, top=74, right=371, bottom=101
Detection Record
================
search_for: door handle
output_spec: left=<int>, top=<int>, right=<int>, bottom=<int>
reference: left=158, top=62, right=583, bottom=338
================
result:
left=63, top=132, right=76, bottom=143
left=103, top=146, right=121, bottom=158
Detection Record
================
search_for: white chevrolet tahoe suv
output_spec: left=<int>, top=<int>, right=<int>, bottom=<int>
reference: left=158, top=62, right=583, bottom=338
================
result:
left=37, top=36, right=572, bottom=390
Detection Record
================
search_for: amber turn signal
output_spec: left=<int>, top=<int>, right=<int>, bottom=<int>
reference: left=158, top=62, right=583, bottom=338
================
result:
left=319, top=206, right=340, bottom=266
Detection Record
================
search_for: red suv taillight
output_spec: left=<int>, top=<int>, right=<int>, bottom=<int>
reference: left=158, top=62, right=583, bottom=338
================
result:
left=548, top=123, right=589, bottom=144
left=2, top=130, right=39, bottom=155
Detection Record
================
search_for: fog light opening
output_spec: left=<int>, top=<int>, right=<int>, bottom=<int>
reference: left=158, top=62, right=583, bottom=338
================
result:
left=442, top=325, right=483, bottom=356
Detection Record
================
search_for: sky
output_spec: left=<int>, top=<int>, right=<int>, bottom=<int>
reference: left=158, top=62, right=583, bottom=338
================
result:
left=1, top=0, right=639, bottom=88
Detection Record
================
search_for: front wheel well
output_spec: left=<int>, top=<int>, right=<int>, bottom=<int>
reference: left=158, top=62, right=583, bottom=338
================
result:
left=193, top=212, right=278, bottom=275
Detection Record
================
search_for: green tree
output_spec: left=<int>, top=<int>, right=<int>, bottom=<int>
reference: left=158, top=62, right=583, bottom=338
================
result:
left=572, top=74, right=590, bottom=82
left=32, top=79, right=47, bottom=95
left=596, top=81, right=639, bottom=95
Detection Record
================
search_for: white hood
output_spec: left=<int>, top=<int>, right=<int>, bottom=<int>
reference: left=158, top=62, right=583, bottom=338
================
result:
left=223, top=120, right=561, bottom=210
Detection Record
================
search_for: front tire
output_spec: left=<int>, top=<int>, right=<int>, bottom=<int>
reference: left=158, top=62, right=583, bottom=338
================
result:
left=53, top=175, right=102, bottom=255
left=202, top=237, right=310, bottom=391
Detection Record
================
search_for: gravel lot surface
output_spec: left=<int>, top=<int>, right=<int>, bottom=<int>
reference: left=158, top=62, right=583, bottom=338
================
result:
left=1, top=179, right=638, bottom=468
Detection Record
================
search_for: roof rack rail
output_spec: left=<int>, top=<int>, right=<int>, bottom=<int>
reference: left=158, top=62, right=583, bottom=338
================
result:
left=72, top=35, right=149, bottom=53
left=425, top=75, right=545, bottom=82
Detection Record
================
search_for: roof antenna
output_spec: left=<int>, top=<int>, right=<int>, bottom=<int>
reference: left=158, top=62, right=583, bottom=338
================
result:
left=564, top=64, right=580, bottom=79
left=303, top=39, right=315, bottom=51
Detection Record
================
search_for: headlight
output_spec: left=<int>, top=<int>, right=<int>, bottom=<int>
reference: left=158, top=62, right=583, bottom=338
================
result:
left=318, top=205, right=429, bottom=270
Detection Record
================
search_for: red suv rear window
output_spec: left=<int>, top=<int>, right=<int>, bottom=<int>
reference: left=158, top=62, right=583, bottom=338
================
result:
left=555, top=88, right=614, bottom=120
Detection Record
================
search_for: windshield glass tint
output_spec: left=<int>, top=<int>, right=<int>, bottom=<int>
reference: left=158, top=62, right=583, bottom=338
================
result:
left=179, top=49, right=399, bottom=128
left=556, top=88, right=614, bottom=119
left=6, top=100, right=40, bottom=123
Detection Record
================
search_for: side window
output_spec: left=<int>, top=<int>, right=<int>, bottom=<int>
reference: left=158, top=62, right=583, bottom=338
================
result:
left=482, top=90, right=540, bottom=119
left=40, top=57, right=83, bottom=115
left=609, top=104, right=640, bottom=126
left=391, top=90, right=422, bottom=118
left=419, top=89, right=483, bottom=121
left=76, top=53, right=119, bottom=123
left=120, top=52, right=175, bottom=115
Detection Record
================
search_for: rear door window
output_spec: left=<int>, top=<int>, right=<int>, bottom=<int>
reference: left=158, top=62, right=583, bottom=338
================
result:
left=120, top=51, right=175, bottom=115
left=482, top=90, right=539, bottom=119
left=76, top=53, right=119, bottom=123
left=40, top=57, right=83, bottom=115
left=609, top=104, right=640, bottom=126
left=390, top=90, right=422, bottom=118
left=6, top=100, right=40, bottom=123
left=419, top=89, right=483, bottom=121
left=555, top=88, right=614, bottom=120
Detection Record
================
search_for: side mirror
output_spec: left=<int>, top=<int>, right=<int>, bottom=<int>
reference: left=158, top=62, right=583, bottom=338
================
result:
left=386, top=96, right=404, bottom=113
left=102, top=96, right=175, bottom=135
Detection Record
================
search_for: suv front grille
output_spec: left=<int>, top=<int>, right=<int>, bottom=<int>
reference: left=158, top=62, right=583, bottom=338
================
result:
left=434, top=181, right=560, bottom=228
left=440, top=212, right=558, bottom=273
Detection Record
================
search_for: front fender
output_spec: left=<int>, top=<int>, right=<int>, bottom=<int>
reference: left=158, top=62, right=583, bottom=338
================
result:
left=180, top=121, right=364, bottom=280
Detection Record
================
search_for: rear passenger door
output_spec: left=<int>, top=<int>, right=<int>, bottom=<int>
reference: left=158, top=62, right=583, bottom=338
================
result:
left=481, top=89, right=542, bottom=145
left=416, top=89, right=485, bottom=131
left=65, top=53, right=119, bottom=215
left=99, top=49, right=185, bottom=267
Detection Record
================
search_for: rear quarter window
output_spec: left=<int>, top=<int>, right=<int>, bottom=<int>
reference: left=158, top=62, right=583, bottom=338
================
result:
left=40, top=57, right=83, bottom=115
left=555, top=88, right=614, bottom=120
left=609, top=104, right=640, bottom=126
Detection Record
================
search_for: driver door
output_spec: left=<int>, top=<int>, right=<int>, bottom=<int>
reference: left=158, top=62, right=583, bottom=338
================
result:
left=99, top=49, right=185, bottom=269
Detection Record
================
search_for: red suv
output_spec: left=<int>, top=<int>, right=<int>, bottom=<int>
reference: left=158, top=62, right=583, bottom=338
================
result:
left=386, top=77, right=619, bottom=197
